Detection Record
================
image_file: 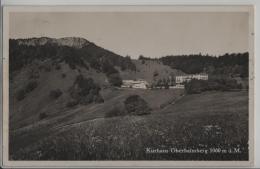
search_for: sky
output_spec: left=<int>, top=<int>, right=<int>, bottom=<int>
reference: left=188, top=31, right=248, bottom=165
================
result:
left=10, top=12, right=249, bottom=59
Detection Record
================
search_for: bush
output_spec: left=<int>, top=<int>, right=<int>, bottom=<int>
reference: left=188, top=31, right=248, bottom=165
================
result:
left=124, top=95, right=151, bottom=115
left=49, top=89, right=63, bottom=99
left=39, top=112, right=48, bottom=120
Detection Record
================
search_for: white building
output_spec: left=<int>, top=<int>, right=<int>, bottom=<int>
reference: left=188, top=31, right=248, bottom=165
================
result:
left=175, top=74, right=208, bottom=84
left=121, top=79, right=148, bottom=89
left=169, top=84, right=185, bottom=89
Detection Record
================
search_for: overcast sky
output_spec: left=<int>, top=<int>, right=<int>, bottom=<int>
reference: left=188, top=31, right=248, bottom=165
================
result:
left=10, top=12, right=249, bottom=59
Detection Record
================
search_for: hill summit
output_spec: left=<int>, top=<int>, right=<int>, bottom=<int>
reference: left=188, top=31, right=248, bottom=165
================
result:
left=16, top=37, right=91, bottom=48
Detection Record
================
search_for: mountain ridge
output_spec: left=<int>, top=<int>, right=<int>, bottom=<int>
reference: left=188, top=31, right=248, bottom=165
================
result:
left=13, top=37, right=91, bottom=49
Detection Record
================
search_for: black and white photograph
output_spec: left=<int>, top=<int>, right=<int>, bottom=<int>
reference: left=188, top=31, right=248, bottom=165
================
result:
left=2, top=5, right=254, bottom=167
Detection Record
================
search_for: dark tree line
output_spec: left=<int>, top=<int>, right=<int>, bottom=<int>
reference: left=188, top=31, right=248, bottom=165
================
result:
left=160, top=53, right=249, bottom=77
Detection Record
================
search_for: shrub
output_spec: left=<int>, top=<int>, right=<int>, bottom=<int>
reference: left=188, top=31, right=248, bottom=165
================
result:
left=124, top=95, right=151, bottom=115
left=49, top=89, right=63, bottom=99
left=39, top=112, right=48, bottom=120
left=75, top=75, right=100, bottom=96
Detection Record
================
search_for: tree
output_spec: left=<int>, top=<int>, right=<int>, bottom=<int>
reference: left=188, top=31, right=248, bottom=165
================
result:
left=164, top=82, right=169, bottom=89
left=138, top=55, right=145, bottom=60
left=185, top=77, right=243, bottom=94
left=71, top=75, right=104, bottom=105
left=185, top=79, right=208, bottom=94
left=124, top=95, right=151, bottom=115
left=102, top=60, right=118, bottom=75
left=160, top=52, right=249, bottom=77
left=170, top=76, right=176, bottom=86
left=157, top=79, right=162, bottom=88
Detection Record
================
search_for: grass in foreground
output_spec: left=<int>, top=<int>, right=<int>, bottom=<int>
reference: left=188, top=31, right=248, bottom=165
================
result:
left=10, top=91, right=248, bottom=160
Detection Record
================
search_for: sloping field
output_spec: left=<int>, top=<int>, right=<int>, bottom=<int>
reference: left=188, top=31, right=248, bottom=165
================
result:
left=10, top=91, right=249, bottom=160
left=119, top=60, right=184, bottom=83
left=9, top=88, right=183, bottom=156
left=9, top=61, right=108, bottom=130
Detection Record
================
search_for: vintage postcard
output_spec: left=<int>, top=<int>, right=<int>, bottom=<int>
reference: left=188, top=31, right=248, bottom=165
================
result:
left=2, top=5, right=254, bottom=168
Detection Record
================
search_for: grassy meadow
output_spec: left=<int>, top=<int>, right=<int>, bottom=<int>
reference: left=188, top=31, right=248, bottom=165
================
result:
left=10, top=90, right=249, bottom=160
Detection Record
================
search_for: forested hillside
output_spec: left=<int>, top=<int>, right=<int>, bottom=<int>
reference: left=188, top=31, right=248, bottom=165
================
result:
left=159, top=53, right=249, bottom=77
left=9, top=37, right=136, bottom=83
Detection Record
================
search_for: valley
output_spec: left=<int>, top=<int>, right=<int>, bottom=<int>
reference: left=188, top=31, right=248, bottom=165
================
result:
left=8, top=37, right=249, bottom=161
